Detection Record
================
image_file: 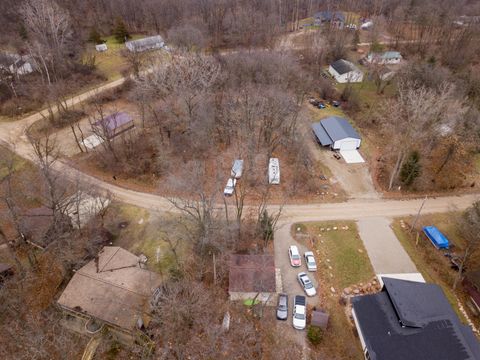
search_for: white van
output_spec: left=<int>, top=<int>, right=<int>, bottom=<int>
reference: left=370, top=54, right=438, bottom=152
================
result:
left=268, top=158, right=280, bottom=184
left=231, top=159, right=244, bottom=179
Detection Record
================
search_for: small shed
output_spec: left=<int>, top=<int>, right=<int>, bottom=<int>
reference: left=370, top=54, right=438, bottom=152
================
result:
left=423, top=226, right=450, bottom=249
left=93, top=112, right=134, bottom=139
left=311, top=309, right=329, bottom=330
left=328, top=59, right=364, bottom=83
left=95, top=44, right=108, bottom=52
left=126, top=35, right=164, bottom=53
left=312, top=117, right=361, bottom=151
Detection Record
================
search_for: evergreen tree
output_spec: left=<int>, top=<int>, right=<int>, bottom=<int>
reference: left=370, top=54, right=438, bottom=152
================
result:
left=88, top=27, right=103, bottom=44
left=400, top=151, right=421, bottom=186
left=18, top=23, right=28, bottom=40
left=113, top=18, right=130, bottom=43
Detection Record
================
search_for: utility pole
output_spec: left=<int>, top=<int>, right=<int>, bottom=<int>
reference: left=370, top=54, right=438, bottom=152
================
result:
left=410, top=196, right=428, bottom=233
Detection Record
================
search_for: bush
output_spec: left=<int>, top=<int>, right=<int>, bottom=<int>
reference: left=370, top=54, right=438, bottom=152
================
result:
left=400, top=151, right=421, bottom=186
left=307, top=325, right=323, bottom=345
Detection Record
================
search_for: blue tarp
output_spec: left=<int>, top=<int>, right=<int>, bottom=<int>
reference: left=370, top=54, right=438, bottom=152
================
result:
left=423, top=226, right=450, bottom=249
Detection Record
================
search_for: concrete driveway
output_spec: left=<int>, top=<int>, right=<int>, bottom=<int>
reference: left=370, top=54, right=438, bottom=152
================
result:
left=357, top=217, right=417, bottom=274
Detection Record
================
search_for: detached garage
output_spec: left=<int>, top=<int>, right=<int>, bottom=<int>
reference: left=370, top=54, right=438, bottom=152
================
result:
left=312, top=116, right=361, bottom=150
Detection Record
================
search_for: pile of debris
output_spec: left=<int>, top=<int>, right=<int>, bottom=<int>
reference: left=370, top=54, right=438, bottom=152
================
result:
left=342, top=277, right=382, bottom=298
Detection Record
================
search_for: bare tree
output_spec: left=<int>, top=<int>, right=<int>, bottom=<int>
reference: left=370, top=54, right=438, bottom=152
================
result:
left=453, top=201, right=480, bottom=289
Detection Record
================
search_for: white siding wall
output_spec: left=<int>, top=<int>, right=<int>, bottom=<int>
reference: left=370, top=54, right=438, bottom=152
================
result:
left=333, top=137, right=361, bottom=150
left=329, top=66, right=363, bottom=83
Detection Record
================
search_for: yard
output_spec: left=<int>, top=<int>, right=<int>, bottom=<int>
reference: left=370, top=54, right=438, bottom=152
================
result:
left=103, top=202, right=191, bottom=275
left=292, top=221, right=374, bottom=360
left=392, top=213, right=479, bottom=328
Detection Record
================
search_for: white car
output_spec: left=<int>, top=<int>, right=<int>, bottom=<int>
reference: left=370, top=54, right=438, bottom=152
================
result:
left=223, top=178, right=237, bottom=196
left=297, top=272, right=316, bottom=297
left=288, top=245, right=301, bottom=267
left=304, top=251, right=317, bottom=271
left=292, top=295, right=306, bottom=330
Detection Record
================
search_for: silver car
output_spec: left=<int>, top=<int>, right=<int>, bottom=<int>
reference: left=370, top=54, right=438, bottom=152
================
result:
left=276, top=293, right=288, bottom=320
left=298, top=272, right=317, bottom=297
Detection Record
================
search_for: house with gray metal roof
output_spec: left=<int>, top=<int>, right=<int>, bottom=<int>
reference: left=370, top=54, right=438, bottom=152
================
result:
left=366, top=51, right=402, bottom=65
left=126, top=35, right=164, bottom=52
left=352, top=277, right=480, bottom=360
left=328, top=59, right=364, bottom=83
left=312, top=116, right=361, bottom=150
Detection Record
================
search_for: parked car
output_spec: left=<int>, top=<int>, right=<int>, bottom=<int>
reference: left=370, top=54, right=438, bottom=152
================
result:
left=317, top=102, right=326, bottom=109
left=309, top=98, right=319, bottom=107
left=223, top=178, right=237, bottom=196
left=304, top=251, right=317, bottom=271
left=231, top=159, right=244, bottom=179
left=298, top=272, right=317, bottom=296
left=346, top=23, right=358, bottom=30
left=289, top=245, right=301, bottom=267
left=276, top=293, right=288, bottom=320
left=333, top=152, right=341, bottom=160
left=292, top=295, right=307, bottom=330
left=331, top=100, right=340, bottom=107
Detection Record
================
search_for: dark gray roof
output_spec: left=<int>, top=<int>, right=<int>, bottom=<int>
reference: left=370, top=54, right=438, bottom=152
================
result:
left=312, top=116, right=360, bottom=145
left=314, top=11, right=345, bottom=22
left=352, top=278, right=480, bottom=360
left=330, top=59, right=355, bottom=75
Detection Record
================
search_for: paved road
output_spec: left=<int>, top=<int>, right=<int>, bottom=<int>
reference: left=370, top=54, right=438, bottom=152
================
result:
left=357, top=217, right=417, bottom=274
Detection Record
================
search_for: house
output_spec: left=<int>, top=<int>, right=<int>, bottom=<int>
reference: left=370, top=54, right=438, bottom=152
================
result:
left=93, top=112, right=134, bottom=139
left=57, top=246, right=162, bottom=344
left=328, top=59, right=364, bottom=83
left=0, top=53, right=34, bottom=77
left=352, top=277, right=480, bottom=360
left=312, top=116, right=361, bottom=151
left=126, top=35, right=165, bottom=52
left=360, top=21, right=373, bottom=30
left=366, top=51, right=402, bottom=65
left=313, top=11, right=345, bottom=28
left=463, top=271, right=480, bottom=315
left=228, top=254, right=279, bottom=305
left=95, top=43, right=108, bottom=52
left=423, top=226, right=450, bottom=249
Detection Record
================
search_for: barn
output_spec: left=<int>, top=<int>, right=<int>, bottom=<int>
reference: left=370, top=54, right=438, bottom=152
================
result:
left=328, top=59, right=364, bottom=83
left=126, top=35, right=165, bottom=52
left=312, top=116, right=361, bottom=151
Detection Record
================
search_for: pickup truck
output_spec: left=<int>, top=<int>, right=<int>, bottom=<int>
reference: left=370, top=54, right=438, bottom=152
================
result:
left=292, top=295, right=307, bottom=330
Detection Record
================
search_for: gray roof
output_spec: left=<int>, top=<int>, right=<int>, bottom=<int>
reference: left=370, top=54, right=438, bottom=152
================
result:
left=126, top=35, right=164, bottom=52
left=330, top=59, right=356, bottom=75
left=352, top=278, right=480, bottom=360
left=314, top=11, right=345, bottom=22
left=312, top=116, right=360, bottom=145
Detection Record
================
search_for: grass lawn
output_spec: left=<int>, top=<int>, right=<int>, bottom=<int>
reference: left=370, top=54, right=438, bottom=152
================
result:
left=104, top=203, right=191, bottom=275
left=293, top=221, right=374, bottom=359
left=90, top=34, right=143, bottom=81
left=391, top=213, right=478, bottom=326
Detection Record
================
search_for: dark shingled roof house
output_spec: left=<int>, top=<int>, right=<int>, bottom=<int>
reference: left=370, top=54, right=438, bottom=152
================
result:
left=352, top=278, right=480, bottom=360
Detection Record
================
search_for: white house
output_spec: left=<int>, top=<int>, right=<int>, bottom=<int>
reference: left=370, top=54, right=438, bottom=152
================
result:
left=328, top=59, right=364, bottom=83
left=126, top=35, right=164, bottom=53
left=366, top=51, right=402, bottom=65
left=0, top=53, right=34, bottom=76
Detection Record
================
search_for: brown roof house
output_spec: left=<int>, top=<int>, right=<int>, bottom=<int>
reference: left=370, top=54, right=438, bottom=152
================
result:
left=57, top=246, right=162, bottom=345
left=228, top=254, right=280, bottom=306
